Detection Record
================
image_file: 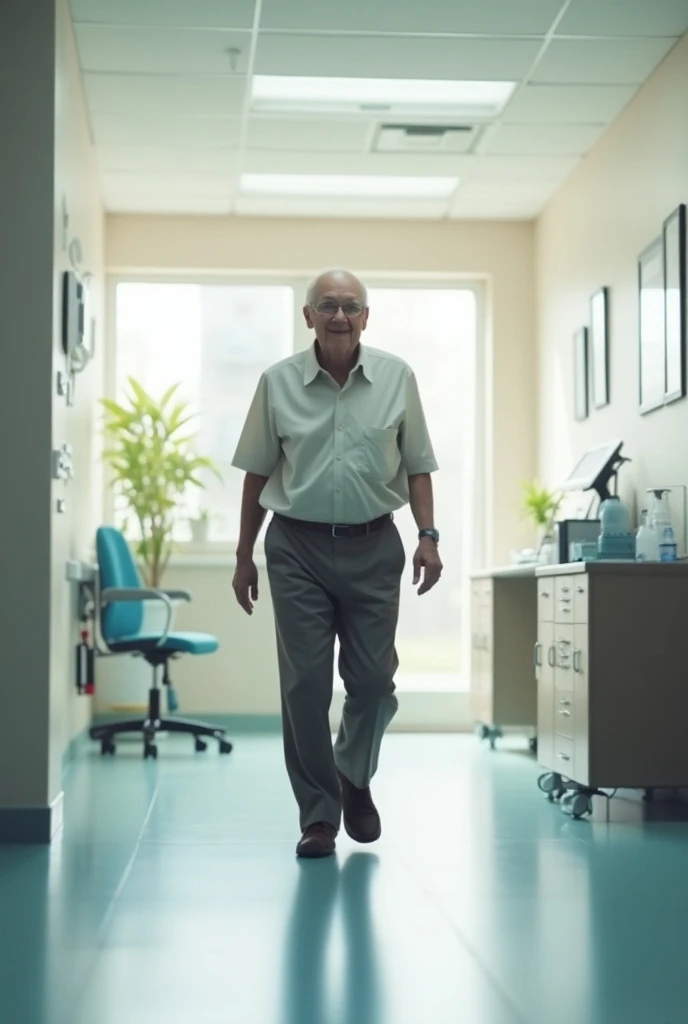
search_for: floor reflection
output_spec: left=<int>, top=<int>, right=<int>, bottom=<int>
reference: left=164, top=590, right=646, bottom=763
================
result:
left=281, top=852, right=381, bottom=1024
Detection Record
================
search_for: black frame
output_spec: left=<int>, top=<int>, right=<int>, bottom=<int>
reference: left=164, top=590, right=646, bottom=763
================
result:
left=663, top=203, right=687, bottom=405
left=573, top=326, right=589, bottom=421
left=590, top=287, right=609, bottom=409
left=638, top=236, right=666, bottom=415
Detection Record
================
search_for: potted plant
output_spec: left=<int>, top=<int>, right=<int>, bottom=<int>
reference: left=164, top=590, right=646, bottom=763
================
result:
left=101, top=378, right=221, bottom=587
left=188, top=507, right=212, bottom=544
left=520, top=480, right=562, bottom=556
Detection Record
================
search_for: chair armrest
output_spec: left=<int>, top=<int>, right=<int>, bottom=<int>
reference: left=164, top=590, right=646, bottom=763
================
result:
left=160, top=589, right=192, bottom=603
left=100, top=588, right=173, bottom=647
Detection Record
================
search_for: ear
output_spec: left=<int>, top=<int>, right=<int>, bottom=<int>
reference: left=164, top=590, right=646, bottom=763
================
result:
left=303, top=305, right=314, bottom=329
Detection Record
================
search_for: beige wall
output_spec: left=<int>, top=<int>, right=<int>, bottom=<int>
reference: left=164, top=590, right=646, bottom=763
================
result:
left=536, top=34, right=688, bottom=517
left=49, top=0, right=105, bottom=795
left=101, top=215, right=535, bottom=721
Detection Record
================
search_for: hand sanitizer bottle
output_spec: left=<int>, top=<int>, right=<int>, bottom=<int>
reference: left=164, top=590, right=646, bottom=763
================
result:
left=659, top=525, right=678, bottom=562
left=635, top=510, right=656, bottom=561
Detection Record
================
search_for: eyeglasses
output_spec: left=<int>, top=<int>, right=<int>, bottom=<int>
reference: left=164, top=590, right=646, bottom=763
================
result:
left=312, top=300, right=365, bottom=317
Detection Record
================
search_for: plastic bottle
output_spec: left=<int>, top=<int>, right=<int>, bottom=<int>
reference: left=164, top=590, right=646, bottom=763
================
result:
left=635, top=510, right=656, bottom=562
left=659, top=525, right=678, bottom=562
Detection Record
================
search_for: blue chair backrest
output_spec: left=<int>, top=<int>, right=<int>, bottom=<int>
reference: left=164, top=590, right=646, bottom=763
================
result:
left=96, top=526, right=144, bottom=642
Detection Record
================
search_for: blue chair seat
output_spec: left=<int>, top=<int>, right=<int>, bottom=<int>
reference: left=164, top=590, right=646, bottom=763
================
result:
left=108, top=631, right=219, bottom=655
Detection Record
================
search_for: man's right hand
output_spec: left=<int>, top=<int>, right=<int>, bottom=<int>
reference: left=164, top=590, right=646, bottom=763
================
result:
left=233, top=556, right=259, bottom=615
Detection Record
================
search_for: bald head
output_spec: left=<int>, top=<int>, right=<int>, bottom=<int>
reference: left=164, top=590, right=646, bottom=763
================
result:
left=306, top=268, right=368, bottom=308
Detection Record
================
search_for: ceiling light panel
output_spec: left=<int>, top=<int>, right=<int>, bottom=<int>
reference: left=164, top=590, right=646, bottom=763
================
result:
left=251, top=76, right=515, bottom=119
left=239, top=174, right=459, bottom=199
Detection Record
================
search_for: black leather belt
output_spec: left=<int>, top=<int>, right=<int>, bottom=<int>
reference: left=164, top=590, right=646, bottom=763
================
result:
left=273, top=512, right=392, bottom=538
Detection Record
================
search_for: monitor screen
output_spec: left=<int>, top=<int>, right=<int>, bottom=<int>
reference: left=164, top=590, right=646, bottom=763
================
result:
left=562, top=440, right=623, bottom=492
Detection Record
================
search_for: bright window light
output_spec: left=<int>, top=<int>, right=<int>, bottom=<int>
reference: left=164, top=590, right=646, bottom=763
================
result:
left=239, top=174, right=459, bottom=199
left=251, top=76, right=515, bottom=116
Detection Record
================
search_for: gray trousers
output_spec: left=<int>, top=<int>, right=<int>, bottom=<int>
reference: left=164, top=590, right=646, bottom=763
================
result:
left=264, top=515, right=405, bottom=830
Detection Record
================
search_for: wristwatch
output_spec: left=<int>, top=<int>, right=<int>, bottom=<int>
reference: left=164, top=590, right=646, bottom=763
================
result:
left=418, top=528, right=440, bottom=544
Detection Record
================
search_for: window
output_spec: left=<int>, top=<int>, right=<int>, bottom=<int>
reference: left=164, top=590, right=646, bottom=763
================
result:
left=114, top=282, right=294, bottom=541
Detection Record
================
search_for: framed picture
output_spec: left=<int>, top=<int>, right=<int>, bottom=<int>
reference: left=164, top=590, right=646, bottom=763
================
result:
left=663, top=203, right=686, bottom=405
left=590, top=287, right=609, bottom=408
left=573, top=326, right=589, bottom=421
left=638, top=236, right=666, bottom=414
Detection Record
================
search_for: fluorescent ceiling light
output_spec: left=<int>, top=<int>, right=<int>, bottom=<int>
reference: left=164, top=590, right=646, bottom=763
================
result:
left=251, top=76, right=515, bottom=117
left=239, top=174, right=459, bottom=199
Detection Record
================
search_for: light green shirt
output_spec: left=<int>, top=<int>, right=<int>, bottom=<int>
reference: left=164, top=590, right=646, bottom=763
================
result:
left=232, top=343, right=438, bottom=525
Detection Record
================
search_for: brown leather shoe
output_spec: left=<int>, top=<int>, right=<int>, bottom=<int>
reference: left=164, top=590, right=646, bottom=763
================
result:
left=338, top=771, right=382, bottom=844
left=296, top=822, right=337, bottom=858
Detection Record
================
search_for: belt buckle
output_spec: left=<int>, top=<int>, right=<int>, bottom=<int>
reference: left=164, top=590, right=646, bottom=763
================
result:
left=332, top=524, right=347, bottom=538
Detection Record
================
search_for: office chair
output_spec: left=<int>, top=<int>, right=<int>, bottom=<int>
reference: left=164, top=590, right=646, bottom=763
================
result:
left=89, top=526, right=233, bottom=760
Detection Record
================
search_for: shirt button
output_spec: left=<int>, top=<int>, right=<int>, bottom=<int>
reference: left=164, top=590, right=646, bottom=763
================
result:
left=336, top=487, right=341, bottom=492
left=337, top=425, right=344, bottom=431
left=336, top=456, right=341, bottom=462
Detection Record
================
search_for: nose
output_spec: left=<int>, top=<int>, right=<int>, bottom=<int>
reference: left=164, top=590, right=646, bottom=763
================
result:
left=332, top=306, right=348, bottom=322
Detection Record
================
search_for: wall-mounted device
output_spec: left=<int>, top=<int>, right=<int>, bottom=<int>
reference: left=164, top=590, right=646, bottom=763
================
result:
left=560, top=439, right=629, bottom=504
left=62, top=270, right=85, bottom=355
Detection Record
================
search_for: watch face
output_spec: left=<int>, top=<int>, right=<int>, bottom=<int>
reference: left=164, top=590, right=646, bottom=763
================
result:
left=421, top=529, right=439, bottom=542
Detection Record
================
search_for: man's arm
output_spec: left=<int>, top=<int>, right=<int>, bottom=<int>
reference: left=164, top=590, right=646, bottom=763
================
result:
left=408, top=472, right=443, bottom=596
left=233, top=473, right=269, bottom=615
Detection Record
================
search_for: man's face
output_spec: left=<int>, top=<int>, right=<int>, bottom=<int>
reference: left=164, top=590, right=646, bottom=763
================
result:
left=303, top=275, right=369, bottom=350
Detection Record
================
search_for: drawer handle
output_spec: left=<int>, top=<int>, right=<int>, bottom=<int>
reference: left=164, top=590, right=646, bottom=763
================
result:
left=560, top=698, right=571, bottom=707
left=559, top=709, right=571, bottom=717
left=533, top=643, right=542, bottom=669
left=573, top=650, right=582, bottom=673
left=540, top=590, right=550, bottom=599
left=560, top=606, right=572, bottom=614
left=547, top=645, right=556, bottom=668
left=558, top=752, right=571, bottom=762
left=576, top=586, right=585, bottom=594
left=561, top=586, right=571, bottom=594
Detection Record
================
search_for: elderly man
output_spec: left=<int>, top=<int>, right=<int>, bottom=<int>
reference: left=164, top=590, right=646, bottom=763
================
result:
left=231, top=269, right=442, bottom=858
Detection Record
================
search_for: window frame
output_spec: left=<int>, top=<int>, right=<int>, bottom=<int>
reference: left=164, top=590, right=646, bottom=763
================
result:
left=104, top=271, right=487, bottom=574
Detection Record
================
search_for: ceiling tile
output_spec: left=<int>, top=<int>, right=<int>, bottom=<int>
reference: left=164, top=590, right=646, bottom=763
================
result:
left=502, top=84, right=638, bottom=123
left=556, top=0, right=688, bottom=38
left=233, top=196, right=449, bottom=219
left=485, top=122, right=607, bottom=156
left=98, top=147, right=238, bottom=173
left=259, top=0, right=562, bottom=36
left=460, top=154, right=580, bottom=182
left=74, top=24, right=251, bottom=74
left=449, top=201, right=538, bottom=219
left=90, top=112, right=241, bottom=148
left=103, top=171, right=232, bottom=197
left=69, top=0, right=256, bottom=28
left=254, top=34, right=541, bottom=80
left=454, top=180, right=562, bottom=204
left=84, top=73, right=246, bottom=117
left=246, top=117, right=370, bottom=152
left=105, top=194, right=232, bottom=214
left=532, top=38, right=678, bottom=85
left=240, top=150, right=468, bottom=176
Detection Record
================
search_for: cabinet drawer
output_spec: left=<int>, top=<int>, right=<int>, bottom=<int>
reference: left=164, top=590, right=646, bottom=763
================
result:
left=553, top=734, right=574, bottom=772
left=574, top=577, right=588, bottom=623
left=554, top=689, right=574, bottom=738
left=555, top=577, right=575, bottom=623
left=538, top=580, right=555, bottom=621
left=554, top=623, right=574, bottom=685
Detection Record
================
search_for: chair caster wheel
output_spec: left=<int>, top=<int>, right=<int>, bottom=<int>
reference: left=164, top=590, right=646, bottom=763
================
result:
left=143, top=743, right=158, bottom=760
left=219, top=739, right=233, bottom=755
left=101, top=740, right=116, bottom=756
left=195, top=738, right=208, bottom=753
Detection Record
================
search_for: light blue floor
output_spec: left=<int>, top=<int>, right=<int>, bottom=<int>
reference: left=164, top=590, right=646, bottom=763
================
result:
left=3, top=733, right=688, bottom=1024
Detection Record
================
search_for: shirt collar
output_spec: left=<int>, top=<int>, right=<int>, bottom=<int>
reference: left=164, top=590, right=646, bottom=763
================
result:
left=303, top=342, right=374, bottom=386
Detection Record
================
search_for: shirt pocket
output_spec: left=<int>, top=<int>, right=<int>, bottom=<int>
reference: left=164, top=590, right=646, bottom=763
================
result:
left=356, top=427, right=401, bottom=483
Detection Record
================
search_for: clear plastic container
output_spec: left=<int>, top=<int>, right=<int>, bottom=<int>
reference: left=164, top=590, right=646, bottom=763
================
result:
left=635, top=510, right=657, bottom=562
left=659, top=525, right=678, bottom=562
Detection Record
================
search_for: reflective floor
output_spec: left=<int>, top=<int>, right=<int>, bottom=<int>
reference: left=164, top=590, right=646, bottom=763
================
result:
left=3, top=733, right=688, bottom=1024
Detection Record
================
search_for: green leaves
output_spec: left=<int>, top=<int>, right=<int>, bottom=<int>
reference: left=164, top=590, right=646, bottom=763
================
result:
left=520, top=480, right=561, bottom=528
left=100, top=377, right=222, bottom=586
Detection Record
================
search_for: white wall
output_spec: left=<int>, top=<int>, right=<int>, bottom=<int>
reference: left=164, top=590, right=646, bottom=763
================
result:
left=49, top=0, right=105, bottom=795
left=98, top=217, right=536, bottom=723
left=536, top=34, right=688, bottom=514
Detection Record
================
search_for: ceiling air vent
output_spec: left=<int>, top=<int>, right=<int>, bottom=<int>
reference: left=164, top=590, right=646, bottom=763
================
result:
left=373, top=124, right=476, bottom=154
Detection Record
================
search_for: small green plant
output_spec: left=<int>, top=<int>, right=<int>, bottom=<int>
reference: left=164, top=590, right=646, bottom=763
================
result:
left=520, top=481, right=562, bottom=529
left=101, top=379, right=221, bottom=587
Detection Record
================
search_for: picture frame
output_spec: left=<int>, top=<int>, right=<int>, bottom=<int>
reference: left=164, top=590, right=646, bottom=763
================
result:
left=638, top=236, right=666, bottom=415
left=590, top=287, right=609, bottom=408
left=663, top=203, right=686, bottom=405
left=573, top=326, right=589, bottom=421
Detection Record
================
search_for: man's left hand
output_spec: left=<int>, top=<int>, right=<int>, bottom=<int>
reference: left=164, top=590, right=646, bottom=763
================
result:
left=412, top=538, right=443, bottom=596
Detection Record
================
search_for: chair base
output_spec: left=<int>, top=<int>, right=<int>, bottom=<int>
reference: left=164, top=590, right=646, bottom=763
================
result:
left=89, top=686, right=233, bottom=758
